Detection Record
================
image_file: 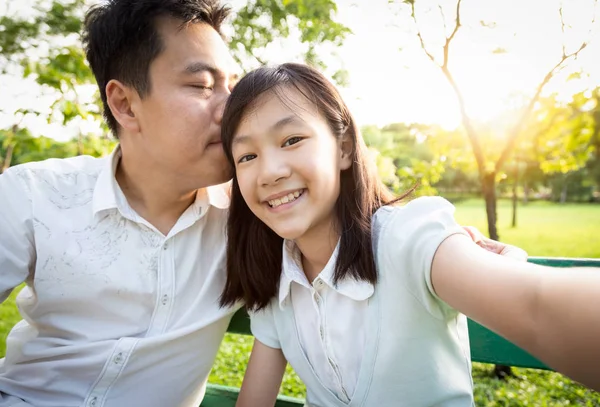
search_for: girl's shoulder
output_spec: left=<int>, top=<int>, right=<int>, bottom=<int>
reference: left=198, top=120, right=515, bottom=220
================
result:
left=373, top=196, right=456, bottom=231
left=372, top=196, right=465, bottom=319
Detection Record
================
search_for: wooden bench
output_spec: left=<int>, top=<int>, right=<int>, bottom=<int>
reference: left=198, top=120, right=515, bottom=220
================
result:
left=200, top=257, right=600, bottom=406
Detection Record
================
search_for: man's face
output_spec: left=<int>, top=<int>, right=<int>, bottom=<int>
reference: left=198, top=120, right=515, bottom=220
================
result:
left=131, top=17, right=238, bottom=189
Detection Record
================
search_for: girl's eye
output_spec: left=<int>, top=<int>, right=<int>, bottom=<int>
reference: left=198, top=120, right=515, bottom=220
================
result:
left=238, top=154, right=256, bottom=164
left=282, top=136, right=303, bottom=147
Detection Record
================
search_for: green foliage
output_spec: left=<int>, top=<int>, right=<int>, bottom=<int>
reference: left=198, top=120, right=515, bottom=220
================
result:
left=0, top=1, right=86, bottom=65
left=505, top=88, right=600, bottom=202
left=363, top=122, right=445, bottom=195
left=230, top=0, right=350, bottom=72
left=0, top=129, right=116, bottom=170
left=363, top=89, right=600, bottom=204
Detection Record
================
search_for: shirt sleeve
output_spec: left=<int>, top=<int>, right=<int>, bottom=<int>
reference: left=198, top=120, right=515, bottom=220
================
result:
left=249, top=303, right=281, bottom=349
left=0, top=166, right=36, bottom=303
left=380, top=196, right=469, bottom=319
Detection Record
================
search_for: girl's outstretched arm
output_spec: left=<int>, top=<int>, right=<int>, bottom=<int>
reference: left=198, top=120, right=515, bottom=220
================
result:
left=236, top=339, right=287, bottom=407
left=431, top=234, right=600, bottom=391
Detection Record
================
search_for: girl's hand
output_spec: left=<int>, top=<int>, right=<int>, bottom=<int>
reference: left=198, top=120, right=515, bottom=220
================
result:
left=462, top=226, right=528, bottom=261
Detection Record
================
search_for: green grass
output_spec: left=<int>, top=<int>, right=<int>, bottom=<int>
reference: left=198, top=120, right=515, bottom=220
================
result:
left=1, top=199, right=599, bottom=405
left=452, top=199, right=600, bottom=258
left=0, top=289, right=20, bottom=357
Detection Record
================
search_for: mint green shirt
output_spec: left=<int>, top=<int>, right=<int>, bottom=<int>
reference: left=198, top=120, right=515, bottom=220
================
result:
left=251, top=197, right=475, bottom=407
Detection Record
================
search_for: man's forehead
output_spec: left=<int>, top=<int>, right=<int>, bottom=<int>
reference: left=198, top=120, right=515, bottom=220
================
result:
left=154, top=16, right=240, bottom=74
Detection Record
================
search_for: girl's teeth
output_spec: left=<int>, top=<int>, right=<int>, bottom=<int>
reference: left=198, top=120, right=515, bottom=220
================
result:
left=269, top=190, right=303, bottom=208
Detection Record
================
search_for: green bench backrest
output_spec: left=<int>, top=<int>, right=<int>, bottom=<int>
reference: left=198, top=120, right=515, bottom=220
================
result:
left=227, top=257, right=600, bottom=370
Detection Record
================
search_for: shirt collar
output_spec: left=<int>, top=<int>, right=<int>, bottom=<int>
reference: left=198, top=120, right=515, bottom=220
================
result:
left=278, top=239, right=374, bottom=309
left=92, top=145, right=122, bottom=216
left=92, top=145, right=231, bottom=218
left=204, top=181, right=231, bottom=210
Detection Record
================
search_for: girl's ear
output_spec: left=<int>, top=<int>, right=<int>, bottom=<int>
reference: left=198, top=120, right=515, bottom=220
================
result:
left=339, top=128, right=353, bottom=170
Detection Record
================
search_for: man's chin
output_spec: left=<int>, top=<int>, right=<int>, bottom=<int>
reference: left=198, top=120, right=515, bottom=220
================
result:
left=193, top=170, right=233, bottom=189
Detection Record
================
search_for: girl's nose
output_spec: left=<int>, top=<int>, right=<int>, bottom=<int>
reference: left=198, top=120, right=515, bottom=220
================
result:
left=258, top=154, right=291, bottom=186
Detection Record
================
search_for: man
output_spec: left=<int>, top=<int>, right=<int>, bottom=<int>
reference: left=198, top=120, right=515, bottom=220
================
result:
left=0, top=1, right=238, bottom=406
left=0, top=0, right=537, bottom=406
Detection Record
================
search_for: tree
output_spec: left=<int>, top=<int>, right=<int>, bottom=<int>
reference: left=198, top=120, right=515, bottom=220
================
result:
left=532, top=88, right=600, bottom=202
left=402, top=0, right=597, bottom=241
left=398, top=0, right=597, bottom=379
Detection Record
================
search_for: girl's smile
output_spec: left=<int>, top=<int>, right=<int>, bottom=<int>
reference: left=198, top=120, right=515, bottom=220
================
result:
left=265, top=188, right=306, bottom=210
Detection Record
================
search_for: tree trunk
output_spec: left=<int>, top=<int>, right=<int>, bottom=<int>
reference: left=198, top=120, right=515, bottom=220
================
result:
left=523, top=180, right=529, bottom=204
left=481, top=172, right=499, bottom=241
left=1, top=143, right=14, bottom=174
left=481, top=171, right=514, bottom=377
left=77, top=134, right=84, bottom=156
left=511, top=161, right=518, bottom=228
left=560, top=176, right=568, bottom=204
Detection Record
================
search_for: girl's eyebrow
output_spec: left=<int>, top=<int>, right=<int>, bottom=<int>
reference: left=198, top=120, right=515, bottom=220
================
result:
left=233, top=115, right=304, bottom=146
left=269, top=115, right=303, bottom=132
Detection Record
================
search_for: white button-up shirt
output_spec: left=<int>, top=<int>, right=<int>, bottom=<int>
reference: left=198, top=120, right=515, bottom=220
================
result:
left=277, top=240, right=374, bottom=402
left=0, top=148, right=237, bottom=407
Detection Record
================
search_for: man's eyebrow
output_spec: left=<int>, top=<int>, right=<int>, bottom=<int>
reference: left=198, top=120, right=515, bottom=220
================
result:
left=232, top=115, right=304, bottom=146
left=183, top=62, right=219, bottom=76
left=184, top=62, right=239, bottom=82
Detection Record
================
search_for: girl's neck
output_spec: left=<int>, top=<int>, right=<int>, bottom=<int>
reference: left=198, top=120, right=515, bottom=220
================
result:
left=295, top=224, right=340, bottom=283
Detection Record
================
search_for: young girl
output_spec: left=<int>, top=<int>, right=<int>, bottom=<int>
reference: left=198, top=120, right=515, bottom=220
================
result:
left=219, top=63, right=600, bottom=406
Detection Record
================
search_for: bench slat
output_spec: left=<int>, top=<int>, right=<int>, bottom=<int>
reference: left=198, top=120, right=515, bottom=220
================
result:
left=201, top=384, right=304, bottom=407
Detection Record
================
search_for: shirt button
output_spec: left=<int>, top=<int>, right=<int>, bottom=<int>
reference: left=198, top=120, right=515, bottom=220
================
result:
left=89, top=397, right=97, bottom=406
left=114, top=352, right=123, bottom=364
left=319, top=326, right=324, bottom=338
left=162, top=294, right=168, bottom=305
left=315, top=280, right=324, bottom=289
left=163, top=243, right=168, bottom=250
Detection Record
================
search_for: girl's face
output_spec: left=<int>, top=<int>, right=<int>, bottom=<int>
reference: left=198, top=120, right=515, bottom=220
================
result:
left=231, top=88, right=352, bottom=243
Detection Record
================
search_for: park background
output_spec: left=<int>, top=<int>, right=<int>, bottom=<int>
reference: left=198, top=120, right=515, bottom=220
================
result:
left=0, top=0, right=599, bottom=405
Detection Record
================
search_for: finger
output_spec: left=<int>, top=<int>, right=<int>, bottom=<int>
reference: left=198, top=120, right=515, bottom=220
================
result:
left=500, top=245, right=529, bottom=261
left=462, top=226, right=484, bottom=243
left=476, top=239, right=503, bottom=254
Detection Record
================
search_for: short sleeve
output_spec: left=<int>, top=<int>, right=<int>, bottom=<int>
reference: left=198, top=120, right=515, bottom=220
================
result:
left=0, top=166, right=36, bottom=303
left=379, top=196, right=468, bottom=319
left=249, top=303, right=281, bottom=349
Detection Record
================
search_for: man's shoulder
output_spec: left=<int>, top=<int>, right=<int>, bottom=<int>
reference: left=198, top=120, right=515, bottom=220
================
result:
left=2, top=155, right=110, bottom=198
left=5, top=155, right=107, bottom=181
left=16, top=154, right=106, bottom=173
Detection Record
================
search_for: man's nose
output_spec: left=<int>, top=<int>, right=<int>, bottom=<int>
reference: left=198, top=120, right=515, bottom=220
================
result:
left=214, top=91, right=229, bottom=125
